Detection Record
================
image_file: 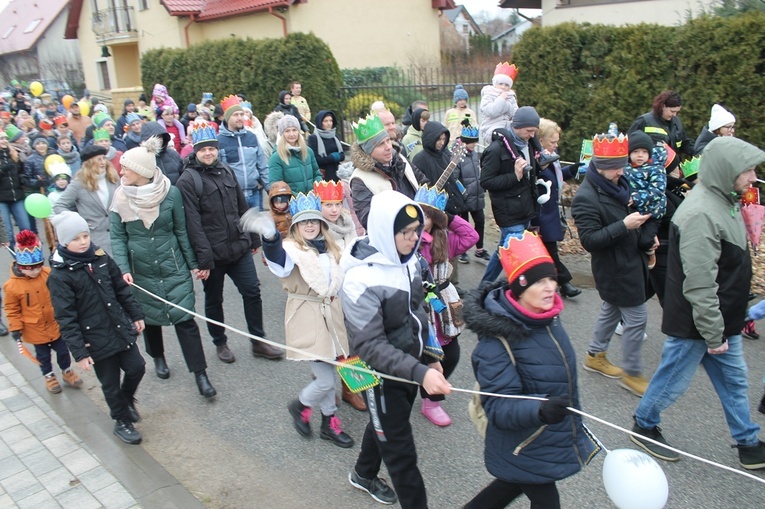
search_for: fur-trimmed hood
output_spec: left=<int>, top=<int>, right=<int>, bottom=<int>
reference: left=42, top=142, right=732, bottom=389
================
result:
left=464, top=281, right=534, bottom=341
left=350, top=142, right=375, bottom=172
left=264, top=111, right=284, bottom=144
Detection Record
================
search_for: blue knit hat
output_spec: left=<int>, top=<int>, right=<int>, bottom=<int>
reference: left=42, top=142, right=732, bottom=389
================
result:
left=14, top=230, right=44, bottom=267
left=126, top=112, right=141, bottom=124
left=453, top=85, right=469, bottom=104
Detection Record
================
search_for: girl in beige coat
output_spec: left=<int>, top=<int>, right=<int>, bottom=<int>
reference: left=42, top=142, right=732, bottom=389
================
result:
left=243, top=193, right=354, bottom=448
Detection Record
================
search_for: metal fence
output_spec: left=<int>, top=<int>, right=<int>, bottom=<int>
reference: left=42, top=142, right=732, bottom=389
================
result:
left=337, top=66, right=493, bottom=143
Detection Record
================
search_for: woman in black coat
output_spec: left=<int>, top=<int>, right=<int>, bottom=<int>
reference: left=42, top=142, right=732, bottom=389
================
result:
left=307, top=110, right=344, bottom=182
left=412, top=122, right=467, bottom=216
left=273, top=91, right=308, bottom=132
left=628, top=90, right=694, bottom=159
left=0, top=133, right=31, bottom=245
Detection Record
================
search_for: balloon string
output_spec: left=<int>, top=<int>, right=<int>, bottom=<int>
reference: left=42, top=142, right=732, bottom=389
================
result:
left=130, top=283, right=765, bottom=486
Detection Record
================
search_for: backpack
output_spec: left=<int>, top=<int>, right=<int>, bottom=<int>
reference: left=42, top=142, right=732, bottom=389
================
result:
left=186, top=163, right=234, bottom=208
left=468, top=335, right=515, bottom=439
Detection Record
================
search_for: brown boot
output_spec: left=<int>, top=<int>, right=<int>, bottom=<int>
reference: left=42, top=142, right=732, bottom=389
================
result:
left=45, top=374, right=62, bottom=394
left=251, top=341, right=284, bottom=360
left=216, top=343, right=236, bottom=363
left=342, top=381, right=367, bottom=411
left=62, top=368, right=83, bottom=387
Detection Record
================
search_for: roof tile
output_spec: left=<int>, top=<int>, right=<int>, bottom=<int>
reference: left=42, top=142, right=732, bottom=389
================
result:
left=0, top=0, right=70, bottom=55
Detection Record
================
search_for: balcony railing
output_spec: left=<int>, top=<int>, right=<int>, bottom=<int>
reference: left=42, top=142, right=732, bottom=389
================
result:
left=92, top=6, right=137, bottom=41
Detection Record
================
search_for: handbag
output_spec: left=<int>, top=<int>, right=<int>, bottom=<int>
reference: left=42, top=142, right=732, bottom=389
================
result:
left=468, top=336, right=514, bottom=438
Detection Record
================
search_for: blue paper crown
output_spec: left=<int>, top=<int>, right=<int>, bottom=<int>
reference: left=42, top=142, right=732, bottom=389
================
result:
left=289, top=191, right=322, bottom=217
left=190, top=122, right=217, bottom=146
left=461, top=125, right=479, bottom=139
left=414, top=185, right=448, bottom=211
left=241, top=101, right=252, bottom=110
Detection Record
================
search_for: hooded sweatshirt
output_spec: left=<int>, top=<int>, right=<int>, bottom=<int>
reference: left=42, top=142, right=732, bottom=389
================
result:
left=412, top=122, right=467, bottom=215
left=662, top=136, right=765, bottom=347
left=140, top=121, right=183, bottom=184
left=268, top=180, right=293, bottom=237
left=340, top=190, right=430, bottom=383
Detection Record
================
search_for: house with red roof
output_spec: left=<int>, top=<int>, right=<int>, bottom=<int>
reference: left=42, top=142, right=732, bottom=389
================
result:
left=0, top=0, right=83, bottom=93
left=65, top=0, right=456, bottom=105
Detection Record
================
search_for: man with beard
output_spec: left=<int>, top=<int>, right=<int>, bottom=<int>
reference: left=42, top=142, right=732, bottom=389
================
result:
left=178, top=121, right=284, bottom=363
left=217, top=95, right=269, bottom=210
left=349, top=114, right=420, bottom=229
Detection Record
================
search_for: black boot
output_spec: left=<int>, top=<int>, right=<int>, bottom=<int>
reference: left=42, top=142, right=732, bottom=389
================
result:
left=195, top=371, right=217, bottom=398
left=560, top=282, right=582, bottom=298
left=288, top=399, right=312, bottom=437
left=320, top=414, right=354, bottom=448
left=154, top=357, right=170, bottom=379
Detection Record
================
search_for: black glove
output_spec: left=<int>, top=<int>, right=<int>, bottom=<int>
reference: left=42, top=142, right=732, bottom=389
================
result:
left=538, top=396, right=570, bottom=425
left=11, top=331, right=21, bottom=341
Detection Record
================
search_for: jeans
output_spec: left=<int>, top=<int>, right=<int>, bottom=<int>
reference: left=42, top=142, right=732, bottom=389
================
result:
left=202, top=253, right=265, bottom=346
left=33, top=338, right=71, bottom=376
left=481, top=223, right=529, bottom=284
left=0, top=200, right=31, bottom=247
left=92, top=345, right=146, bottom=421
left=635, top=335, right=760, bottom=446
left=245, top=190, right=263, bottom=211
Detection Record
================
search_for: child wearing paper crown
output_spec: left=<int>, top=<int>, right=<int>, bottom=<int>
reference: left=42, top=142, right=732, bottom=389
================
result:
left=313, top=179, right=366, bottom=412
left=241, top=192, right=355, bottom=448
left=625, top=131, right=667, bottom=270
left=464, top=230, right=599, bottom=509
left=47, top=211, right=147, bottom=445
left=456, top=118, right=489, bottom=261
left=415, top=184, right=478, bottom=427
left=4, top=230, right=83, bottom=394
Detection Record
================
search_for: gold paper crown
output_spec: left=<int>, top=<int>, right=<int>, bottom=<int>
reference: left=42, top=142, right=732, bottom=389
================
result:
left=313, top=180, right=343, bottom=202
left=352, top=114, right=385, bottom=143
left=593, top=134, right=629, bottom=158
left=494, top=62, right=519, bottom=81
left=499, top=231, right=554, bottom=283
left=220, top=95, right=241, bottom=113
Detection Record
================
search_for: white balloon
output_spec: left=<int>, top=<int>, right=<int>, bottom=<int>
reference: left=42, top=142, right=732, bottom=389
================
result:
left=602, top=448, right=669, bottom=509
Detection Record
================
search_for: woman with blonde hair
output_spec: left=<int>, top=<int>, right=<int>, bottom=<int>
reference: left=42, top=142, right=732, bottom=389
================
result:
left=242, top=193, right=354, bottom=448
left=53, top=145, right=119, bottom=254
left=268, top=115, right=321, bottom=195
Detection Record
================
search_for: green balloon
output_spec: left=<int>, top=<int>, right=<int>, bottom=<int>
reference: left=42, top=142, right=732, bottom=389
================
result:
left=24, top=194, right=52, bottom=219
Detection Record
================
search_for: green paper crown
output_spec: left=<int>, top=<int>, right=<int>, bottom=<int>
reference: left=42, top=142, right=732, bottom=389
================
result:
left=93, top=128, right=110, bottom=142
left=4, top=124, right=21, bottom=141
left=680, top=156, right=700, bottom=179
left=353, top=114, right=384, bottom=143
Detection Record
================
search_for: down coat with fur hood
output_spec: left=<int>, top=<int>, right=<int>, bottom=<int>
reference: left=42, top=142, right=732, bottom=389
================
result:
left=466, top=281, right=599, bottom=484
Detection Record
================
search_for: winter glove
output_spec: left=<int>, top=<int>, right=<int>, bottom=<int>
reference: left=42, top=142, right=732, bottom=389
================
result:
left=11, top=331, right=21, bottom=341
left=337, top=151, right=345, bottom=162
left=538, top=396, right=570, bottom=425
left=240, top=210, right=278, bottom=240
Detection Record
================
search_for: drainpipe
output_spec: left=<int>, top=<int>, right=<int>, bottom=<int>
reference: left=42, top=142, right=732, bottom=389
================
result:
left=184, top=13, right=197, bottom=48
left=269, top=6, right=287, bottom=37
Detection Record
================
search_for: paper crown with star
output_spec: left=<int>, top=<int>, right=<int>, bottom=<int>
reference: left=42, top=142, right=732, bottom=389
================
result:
left=499, top=230, right=556, bottom=296
left=14, top=230, right=44, bottom=266
left=352, top=114, right=385, bottom=143
left=414, top=184, right=448, bottom=212
left=313, top=180, right=343, bottom=203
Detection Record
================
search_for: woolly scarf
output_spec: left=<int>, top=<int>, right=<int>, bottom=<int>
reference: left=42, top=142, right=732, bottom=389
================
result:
left=110, top=168, right=171, bottom=228
left=313, top=127, right=341, bottom=158
left=326, top=210, right=357, bottom=249
left=585, top=163, right=631, bottom=205
left=58, top=244, right=97, bottom=263
left=124, top=130, right=142, bottom=147
left=58, top=148, right=80, bottom=167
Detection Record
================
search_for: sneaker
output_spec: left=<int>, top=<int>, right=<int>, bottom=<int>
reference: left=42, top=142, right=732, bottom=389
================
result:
left=421, top=399, right=452, bottom=427
left=320, top=414, right=354, bottom=448
left=630, top=420, right=680, bottom=462
left=737, top=441, right=765, bottom=470
left=113, top=419, right=142, bottom=445
left=62, top=368, right=83, bottom=387
left=619, top=373, right=649, bottom=397
left=348, top=470, right=398, bottom=505
left=583, top=352, right=624, bottom=379
left=288, top=399, right=312, bottom=437
left=457, top=254, right=469, bottom=264
left=45, top=374, right=62, bottom=394
left=743, top=320, right=760, bottom=340
left=474, top=249, right=491, bottom=261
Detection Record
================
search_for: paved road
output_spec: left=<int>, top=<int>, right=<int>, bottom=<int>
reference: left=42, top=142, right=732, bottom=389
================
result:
left=2, top=247, right=765, bottom=508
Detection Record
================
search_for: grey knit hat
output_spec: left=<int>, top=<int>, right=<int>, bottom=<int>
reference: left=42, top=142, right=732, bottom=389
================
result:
left=277, top=115, right=301, bottom=136
left=51, top=211, right=89, bottom=247
left=511, top=106, right=540, bottom=129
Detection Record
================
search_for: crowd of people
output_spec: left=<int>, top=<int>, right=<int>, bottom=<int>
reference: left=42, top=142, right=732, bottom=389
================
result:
left=0, top=69, right=764, bottom=509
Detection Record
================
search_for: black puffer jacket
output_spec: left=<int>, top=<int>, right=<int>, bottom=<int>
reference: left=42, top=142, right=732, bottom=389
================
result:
left=479, top=128, right=539, bottom=227
left=141, top=121, right=183, bottom=184
left=0, top=148, right=25, bottom=203
left=412, top=122, right=467, bottom=215
left=571, top=166, right=652, bottom=307
left=47, top=248, right=145, bottom=362
left=177, top=153, right=260, bottom=269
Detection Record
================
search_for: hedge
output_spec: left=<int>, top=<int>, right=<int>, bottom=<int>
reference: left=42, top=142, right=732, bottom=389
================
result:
left=141, top=33, right=344, bottom=122
left=513, top=12, right=765, bottom=162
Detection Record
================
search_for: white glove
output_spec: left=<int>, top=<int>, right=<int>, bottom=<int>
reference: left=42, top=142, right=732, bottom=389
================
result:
left=240, top=209, right=277, bottom=239
left=536, top=179, right=552, bottom=205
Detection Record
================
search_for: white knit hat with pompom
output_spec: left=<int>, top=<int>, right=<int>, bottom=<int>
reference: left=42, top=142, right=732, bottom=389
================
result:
left=119, top=136, right=162, bottom=178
